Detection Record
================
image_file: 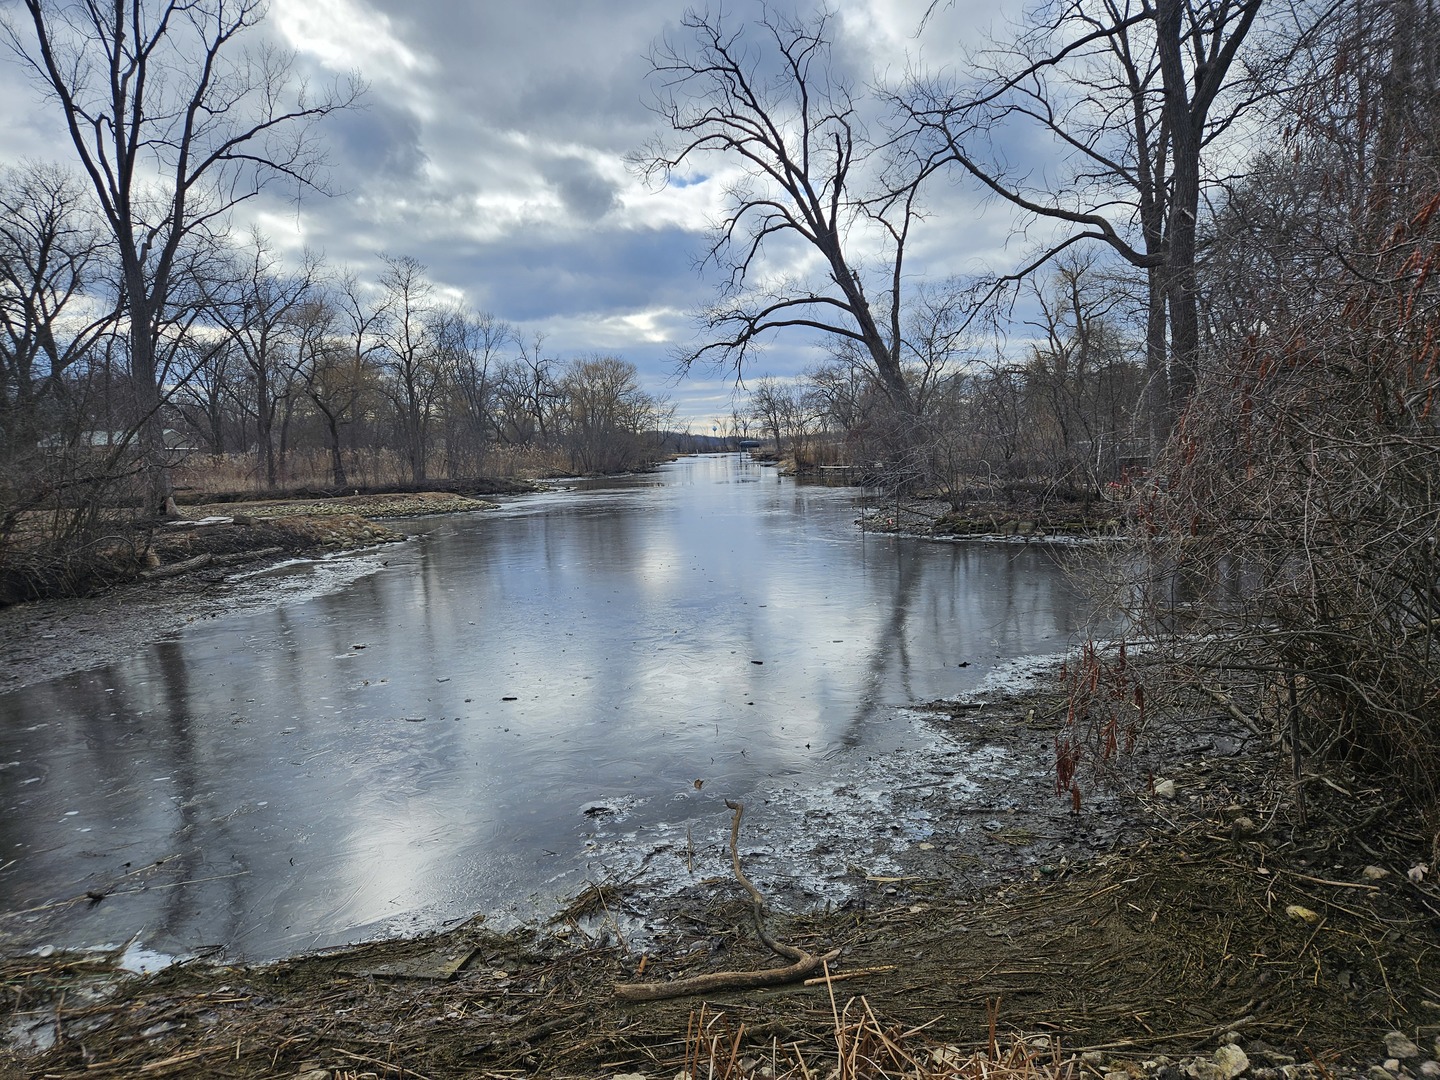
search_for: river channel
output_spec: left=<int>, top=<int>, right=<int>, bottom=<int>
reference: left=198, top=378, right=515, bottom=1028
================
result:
left=0, top=454, right=1100, bottom=964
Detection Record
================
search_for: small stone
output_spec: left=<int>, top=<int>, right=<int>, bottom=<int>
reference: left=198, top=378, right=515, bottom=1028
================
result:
left=1154, top=778, right=1177, bottom=798
left=1082, top=1051, right=1107, bottom=1066
left=1368, top=1067, right=1396, bottom=1080
left=1416, top=1061, right=1440, bottom=1079
left=1385, top=1033, right=1422, bottom=1060
left=1362, top=865, right=1389, bottom=881
left=1384, top=1060, right=1402, bottom=1073
left=1214, top=1043, right=1250, bottom=1079
left=1220, top=1031, right=1242, bottom=1046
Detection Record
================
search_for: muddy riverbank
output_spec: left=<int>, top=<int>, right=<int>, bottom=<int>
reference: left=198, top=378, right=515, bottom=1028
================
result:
left=3, top=661, right=1438, bottom=1077
left=0, top=492, right=497, bottom=690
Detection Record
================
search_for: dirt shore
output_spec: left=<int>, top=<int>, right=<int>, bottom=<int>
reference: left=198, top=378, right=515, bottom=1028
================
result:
left=0, top=492, right=495, bottom=690
left=2, top=495, right=1438, bottom=1079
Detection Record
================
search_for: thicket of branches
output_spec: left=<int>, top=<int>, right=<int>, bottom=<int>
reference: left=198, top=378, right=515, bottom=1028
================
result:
left=731, top=257, right=1148, bottom=506
left=1117, top=0, right=1440, bottom=818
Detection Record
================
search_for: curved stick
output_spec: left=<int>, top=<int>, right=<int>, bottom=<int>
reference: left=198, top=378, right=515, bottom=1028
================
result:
left=614, top=800, right=836, bottom=1002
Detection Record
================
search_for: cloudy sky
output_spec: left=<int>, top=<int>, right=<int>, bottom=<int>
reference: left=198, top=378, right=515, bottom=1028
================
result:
left=0, top=0, right=1027, bottom=427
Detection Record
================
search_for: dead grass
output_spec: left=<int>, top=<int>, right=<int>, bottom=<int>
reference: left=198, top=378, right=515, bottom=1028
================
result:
left=4, top=789, right=1436, bottom=1079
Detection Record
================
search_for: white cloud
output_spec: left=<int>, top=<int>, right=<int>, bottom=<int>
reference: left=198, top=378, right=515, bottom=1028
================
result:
left=271, top=0, right=428, bottom=80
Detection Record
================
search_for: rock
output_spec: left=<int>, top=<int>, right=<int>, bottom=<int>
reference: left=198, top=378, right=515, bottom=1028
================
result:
left=1415, top=1061, right=1440, bottom=1079
left=1284, top=904, right=1321, bottom=924
left=1368, top=1067, right=1396, bottom=1080
left=1384, top=1060, right=1402, bottom=1073
left=1385, top=1033, right=1422, bottom=1060
left=1154, top=778, right=1177, bottom=798
left=1362, top=865, right=1390, bottom=881
left=1082, top=1051, right=1107, bottom=1067
left=1214, top=1043, right=1250, bottom=1079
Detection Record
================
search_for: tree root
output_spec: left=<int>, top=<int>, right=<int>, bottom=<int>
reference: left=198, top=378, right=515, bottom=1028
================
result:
left=614, top=799, right=839, bottom=1002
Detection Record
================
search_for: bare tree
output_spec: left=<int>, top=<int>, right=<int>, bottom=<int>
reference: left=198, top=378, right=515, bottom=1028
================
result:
left=375, top=255, right=445, bottom=485
left=204, top=230, right=317, bottom=488
left=1118, top=0, right=1440, bottom=821
left=0, top=163, right=115, bottom=452
left=1020, top=255, right=1144, bottom=493
left=438, top=308, right=512, bottom=476
left=294, top=270, right=385, bottom=489
left=637, top=8, right=942, bottom=419
left=3, top=0, right=361, bottom=513
left=900, top=0, right=1271, bottom=441
left=560, top=355, right=669, bottom=474
left=493, top=332, right=560, bottom=448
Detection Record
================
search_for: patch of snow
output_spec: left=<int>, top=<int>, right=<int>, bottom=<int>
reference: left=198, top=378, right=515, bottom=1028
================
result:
left=117, top=941, right=181, bottom=974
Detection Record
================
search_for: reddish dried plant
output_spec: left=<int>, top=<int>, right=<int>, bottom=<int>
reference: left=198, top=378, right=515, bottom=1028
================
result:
left=1055, top=641, right=1147, bottom=810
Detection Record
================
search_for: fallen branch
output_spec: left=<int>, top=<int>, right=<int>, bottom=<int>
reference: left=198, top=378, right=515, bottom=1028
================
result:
left=614, top=800, right=839, bottom=1002
left=1201, top=684, right=1264, bottom=737
left=213, top=545, right=285, bottom=566
left=140, top=552, right=213, bottom=580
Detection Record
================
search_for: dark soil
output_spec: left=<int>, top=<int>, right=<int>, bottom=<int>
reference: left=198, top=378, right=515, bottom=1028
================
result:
left=175, top=477, right=539, bottom=506
left=858, top=495, right=1121, bottom=540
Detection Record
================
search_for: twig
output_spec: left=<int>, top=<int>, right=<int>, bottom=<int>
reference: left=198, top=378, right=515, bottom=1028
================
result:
left=1201, top=684, right=1264, bottom=737
left=802, top=965, right=897, bottom=986
left=614, top=801, right=839, bottom=1001
left=331, top=1048, right=435, bottom=1080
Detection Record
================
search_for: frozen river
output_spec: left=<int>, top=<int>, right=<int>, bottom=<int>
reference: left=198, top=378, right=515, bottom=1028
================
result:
left=0, top=454, right=1100, bottom=962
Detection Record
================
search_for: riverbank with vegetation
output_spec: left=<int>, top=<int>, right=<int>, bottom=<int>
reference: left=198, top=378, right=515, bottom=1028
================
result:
left=856, top=493, right=1120, bottom=541
left=0, top=482, right=535, bottom=609
left=3, top=669, right=1437, bottom=1079
left=2, top=479, right=1438, bottom=1079
left=0, top=487, right=526, bottom=688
